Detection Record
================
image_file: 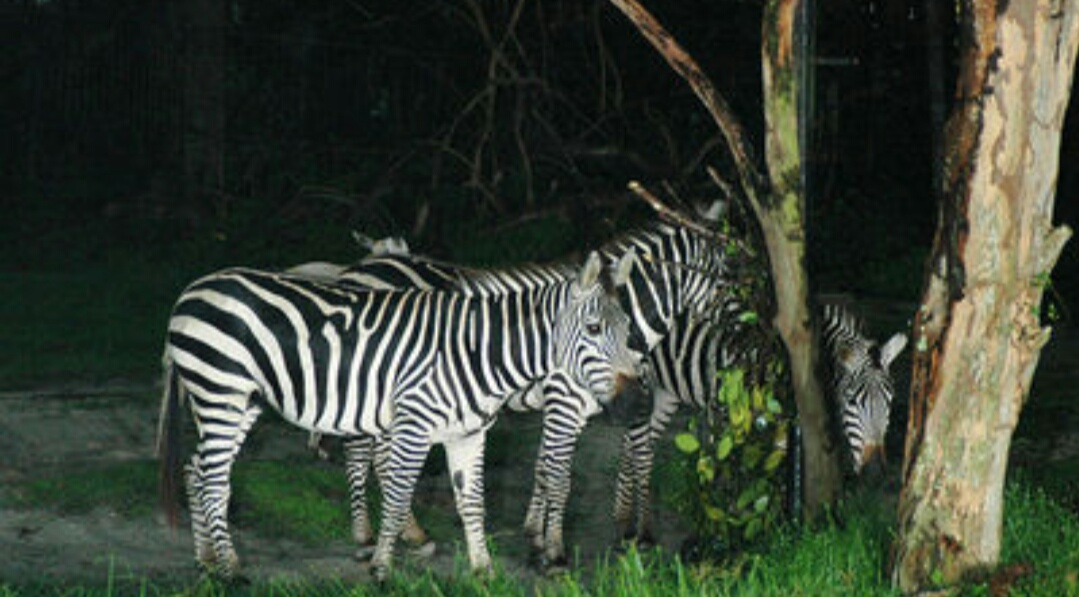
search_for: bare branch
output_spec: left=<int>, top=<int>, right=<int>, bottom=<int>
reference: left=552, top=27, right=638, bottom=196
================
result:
left=607, top=0, right=766, bottom=205
left=627, top=180, right=726, bottom=242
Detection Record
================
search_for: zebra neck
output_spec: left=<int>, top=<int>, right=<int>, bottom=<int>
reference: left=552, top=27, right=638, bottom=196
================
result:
left=441, top=285, right=564, bottom=403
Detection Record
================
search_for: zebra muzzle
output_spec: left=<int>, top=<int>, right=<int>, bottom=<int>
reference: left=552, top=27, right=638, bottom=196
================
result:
left=857, top=442, right=888, bottom=479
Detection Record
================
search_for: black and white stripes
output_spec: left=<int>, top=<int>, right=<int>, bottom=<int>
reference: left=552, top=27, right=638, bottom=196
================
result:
left=612, top=302, right=908, bottom=545
left=821, top=303, right=908, bottom=476
left=157, top=253, right=639, bottom=579
left=292, top=216, right=733, bottom=568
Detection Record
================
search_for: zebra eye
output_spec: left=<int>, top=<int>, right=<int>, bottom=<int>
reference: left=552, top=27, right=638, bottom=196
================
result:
left=585, top=321, right=603, bottom=335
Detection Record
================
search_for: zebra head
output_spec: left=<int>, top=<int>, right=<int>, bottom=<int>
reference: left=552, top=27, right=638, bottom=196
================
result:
left=822, top=305, right=909, bottom=476
left=552, top=251, right=643, bottom=407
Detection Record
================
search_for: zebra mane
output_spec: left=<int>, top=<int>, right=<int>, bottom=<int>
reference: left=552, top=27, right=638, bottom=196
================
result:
left=448, top=259, right=581, bottom=295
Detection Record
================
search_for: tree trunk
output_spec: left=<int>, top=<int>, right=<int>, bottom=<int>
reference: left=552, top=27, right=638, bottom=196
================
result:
left=757, top=0, right=843, bottom=515
left=609, top=0, right=843, bottom=516
left=891, top=1, right=1077, bottom=593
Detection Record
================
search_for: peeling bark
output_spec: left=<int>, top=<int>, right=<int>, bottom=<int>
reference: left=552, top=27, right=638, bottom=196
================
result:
left=891, top=1, right=1078, bottom=593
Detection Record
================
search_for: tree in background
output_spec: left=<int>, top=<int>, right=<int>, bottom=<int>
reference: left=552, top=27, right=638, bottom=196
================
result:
left=891, top=1, right=1077, bottom=592
left=610, top=0, right=844, bottom=518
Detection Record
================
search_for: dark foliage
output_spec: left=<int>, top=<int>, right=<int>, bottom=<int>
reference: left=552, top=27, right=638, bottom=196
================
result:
left=2, top=0, right=1075, bottom=303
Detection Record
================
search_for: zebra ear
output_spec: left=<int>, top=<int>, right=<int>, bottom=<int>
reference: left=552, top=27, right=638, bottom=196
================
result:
left=612, top=248, right=639, bottom=288
left=880, top=333, right=908, bottom=369
left=352, top=231, right=411, bottom=256
left=578, top=251, right=604, bottom=289
left=372, top=237, right=410, bottom=256
left=698, top=200, right=726, bottom=223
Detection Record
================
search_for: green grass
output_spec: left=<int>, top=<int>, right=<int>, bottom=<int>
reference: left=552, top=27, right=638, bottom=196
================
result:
left=0, top=264, right=190, bottom=387
left=4, top=461, right=158, bottom=518
left=4, top=475, right=1076, bottom=596
left=999, top=485, right=1079, bottom=596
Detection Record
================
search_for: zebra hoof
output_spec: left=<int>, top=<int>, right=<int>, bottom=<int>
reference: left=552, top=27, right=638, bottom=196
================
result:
left=369, top=560, right=392, bottom=583
left=542, top=554, right=569, bottom=576
left=198, top=566, right=250, bottom=587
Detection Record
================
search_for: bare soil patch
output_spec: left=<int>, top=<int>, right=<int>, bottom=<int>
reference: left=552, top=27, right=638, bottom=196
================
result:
left=0, top=385, right=689, bottom=587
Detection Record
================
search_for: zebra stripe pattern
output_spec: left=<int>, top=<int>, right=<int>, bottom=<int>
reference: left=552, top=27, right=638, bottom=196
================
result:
left=821, top=303, right=908, bottom=475
left=156, top=252, right=639, bottom=580
left=613, top=302, right=908, bottom=544
left=298, top=214, right=731, bottom=568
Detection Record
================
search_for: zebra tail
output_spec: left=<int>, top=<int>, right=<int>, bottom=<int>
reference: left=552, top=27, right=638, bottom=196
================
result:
left=156, top=358, right=183, bottom=528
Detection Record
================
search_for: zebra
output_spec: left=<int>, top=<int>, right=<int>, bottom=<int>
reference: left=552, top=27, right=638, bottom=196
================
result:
left=155, top=251, right=642, bottom=580
left=299, top=226, right=909, bottom=554
left=821, top=303, right=908, bottom=475
left=611, top=302, right=909, bottom=545
left=294, top=214, right=732, bottom=569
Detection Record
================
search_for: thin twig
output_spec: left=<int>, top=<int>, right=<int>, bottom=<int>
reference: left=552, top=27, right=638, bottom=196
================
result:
left=627, top=180, right=718, bottom=240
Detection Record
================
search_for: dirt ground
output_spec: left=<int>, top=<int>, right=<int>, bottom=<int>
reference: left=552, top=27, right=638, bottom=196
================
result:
left=2, top=322, right=1075, bottom=589
left=0, top=385, right=690, bottom=587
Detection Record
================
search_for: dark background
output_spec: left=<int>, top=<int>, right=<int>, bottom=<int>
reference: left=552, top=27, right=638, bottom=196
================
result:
left=2, top=0, right=1076, bottom=308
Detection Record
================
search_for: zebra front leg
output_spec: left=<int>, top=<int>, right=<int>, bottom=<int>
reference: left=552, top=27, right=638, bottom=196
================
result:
left=629, top=429, right=660, bottom=548
left=522, top=437, right=549, bottom=552
left=536, top=419, right=585, bottom=572
left=612, top=427, right=643, bottom=542
left=444, top=428, right=493, bottom=576
left=615, top=389, right=675, bottom=547
left=370, top=429, right=431, bottom=582
left=373, top=435, right=434, bottom=555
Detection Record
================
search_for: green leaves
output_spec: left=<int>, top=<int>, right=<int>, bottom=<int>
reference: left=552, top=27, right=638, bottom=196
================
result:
left=675, top=432, right=701, bottom=454
left=671, top=365, right=792, bottom=555
left=717, top=435, right=735, bottom=461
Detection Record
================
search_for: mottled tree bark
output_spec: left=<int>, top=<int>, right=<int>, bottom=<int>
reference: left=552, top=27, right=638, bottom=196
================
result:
left=757, top=0, right=843, bottom=515
left=609, top=0, right=843, bottom=516
left=891, top=1, right=1077, bottom=593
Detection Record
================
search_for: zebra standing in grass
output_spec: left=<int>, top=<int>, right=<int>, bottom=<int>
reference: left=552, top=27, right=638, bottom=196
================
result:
left=156, top=251, right=642, bottom=580
left=296, top=213, right=733, bottom=569
left=611, top=302, right=909, bottom=545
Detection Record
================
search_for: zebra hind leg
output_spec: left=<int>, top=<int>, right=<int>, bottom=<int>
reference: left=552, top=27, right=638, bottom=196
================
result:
left=185, top=459, right=216, bottom=569
left=370, top=431, right=433, bottom=582
left=192, top=400, right=261, bottom=580
left=373, top=435, right=435, bottom=558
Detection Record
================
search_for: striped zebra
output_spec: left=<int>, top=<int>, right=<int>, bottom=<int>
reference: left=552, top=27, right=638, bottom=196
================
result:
left=155, top=251, right=642, bottom=580
left=612, top=302, right=908, bottom=545
left=296, top=215, right=732, bottom=568
left=821, top=303, right=908, bottom=475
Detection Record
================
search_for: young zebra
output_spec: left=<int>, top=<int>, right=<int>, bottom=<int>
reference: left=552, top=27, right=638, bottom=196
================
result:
left=296, top=215, right=732, bottom=568
left=612, top=302, right=909, bottom=545
left=156, top=251, right=641, bottom=580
